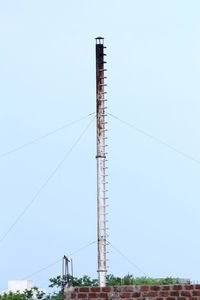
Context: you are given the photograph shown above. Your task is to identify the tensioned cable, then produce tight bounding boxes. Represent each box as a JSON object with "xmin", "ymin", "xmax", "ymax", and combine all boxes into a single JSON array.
[
  {"xmin": 0, "ymin": 112, "xmax": 95, "ymax": 159},
  {"xmin": 1, "ymin": 240, "xmax": 97, "ymax": 292},
  {"xmin": 107, "ymin": 241, "xmax": 147, "ymax": 277},
  {"xmin": 21, "ymin": 240, "xmax": 97, "ymax": 280},
  {"xmin": 108, "ymin": 113, "xmax": 200, "ymax": 165},
  {"xmin": 0, "ymin": 116, "xmax": 96, "ymax": 244}
]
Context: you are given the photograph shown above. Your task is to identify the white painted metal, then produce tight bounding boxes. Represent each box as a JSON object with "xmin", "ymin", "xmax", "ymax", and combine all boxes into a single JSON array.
[{"xmin": 96, "ymin": 37, "xmax": 107, "ymax": 287}]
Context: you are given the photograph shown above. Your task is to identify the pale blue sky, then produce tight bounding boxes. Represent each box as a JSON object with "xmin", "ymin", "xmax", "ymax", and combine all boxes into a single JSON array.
[{"xmin": 0, "ymin": 0, "xmax": 200, "ymax": 291}]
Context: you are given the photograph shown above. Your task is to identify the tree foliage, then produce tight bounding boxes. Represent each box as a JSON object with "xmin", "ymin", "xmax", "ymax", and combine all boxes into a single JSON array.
[
  {"xmin": 49, "ymin": 275, "xmax": 98, "ymax": 288},
  {"xmin": 0, "ymin": 287, "xmax": 45, "ymax": 300},
  {"xmin": 49, "ymin": 274, "xmax": 181, "ymax": 288}
]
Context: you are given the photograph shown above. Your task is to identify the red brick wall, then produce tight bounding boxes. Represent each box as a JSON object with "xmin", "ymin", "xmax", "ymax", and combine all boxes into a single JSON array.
[{"xmin": 64, "ymin": 285, "xmax": 200, "ymax": 300}]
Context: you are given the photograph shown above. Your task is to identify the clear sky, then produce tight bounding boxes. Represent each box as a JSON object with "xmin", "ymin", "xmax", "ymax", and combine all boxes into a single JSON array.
[{"xmin": 0, "ymin": 0, "xmax": 200, "ymax": 292}]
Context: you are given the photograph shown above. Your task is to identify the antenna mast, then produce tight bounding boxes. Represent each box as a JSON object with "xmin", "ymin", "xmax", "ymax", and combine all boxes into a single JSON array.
[{"xmin": 96, "ymin": 37, "xmax": 107, "ymax": 287}]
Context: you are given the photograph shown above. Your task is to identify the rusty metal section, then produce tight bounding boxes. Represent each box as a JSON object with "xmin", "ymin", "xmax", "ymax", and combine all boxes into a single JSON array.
[
  {"xmin": 96, "ymin": 37, "xmax": 107, "ymax": 287},
  {"xmin": 62, "ymin": 256, "xmax": 72, "ymax": 300}
]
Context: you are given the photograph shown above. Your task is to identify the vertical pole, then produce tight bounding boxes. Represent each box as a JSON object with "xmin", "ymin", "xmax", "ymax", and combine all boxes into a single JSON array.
[
  {"xmin": 71, "ymin": 259, "xmax": 74, "ymax": 286},
  {"xmin": 96, "ymin": 36, "xmax": 107, "ymax": 287},
  {"xmin": 62, "ymin": 256, "xmax": 65, "ymax": 300}
]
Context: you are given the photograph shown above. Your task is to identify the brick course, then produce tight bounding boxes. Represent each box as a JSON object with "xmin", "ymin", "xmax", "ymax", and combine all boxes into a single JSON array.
[{"xmin": 64, "ymin": 285, "xmax": 199, "ymax": 300}]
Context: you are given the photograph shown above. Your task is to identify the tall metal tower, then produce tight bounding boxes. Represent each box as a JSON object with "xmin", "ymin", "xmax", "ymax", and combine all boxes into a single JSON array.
[{"xmin": 96, "ymin": 37, "xmax": 107, "ymax": 287}]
